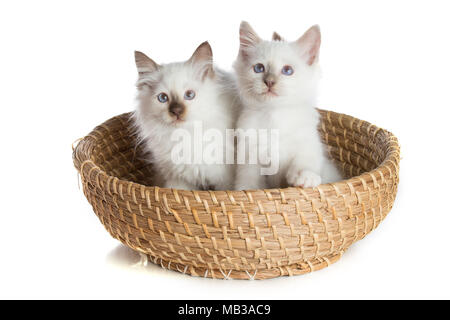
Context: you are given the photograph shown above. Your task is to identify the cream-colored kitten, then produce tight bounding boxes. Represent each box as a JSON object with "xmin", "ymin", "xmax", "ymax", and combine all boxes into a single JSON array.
[
  {"xmin": 233, "ymin": 22, "xmax": 341, "ymax": 190},
  {"xmin": 133, "ymin": 42, "xmax": 238, "ymax": 190}
]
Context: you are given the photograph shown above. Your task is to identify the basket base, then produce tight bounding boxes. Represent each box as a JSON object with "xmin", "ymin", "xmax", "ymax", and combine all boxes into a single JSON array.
[{"xmin": 134, "ymin": 251, "xmax": 345, "ymax": 280}]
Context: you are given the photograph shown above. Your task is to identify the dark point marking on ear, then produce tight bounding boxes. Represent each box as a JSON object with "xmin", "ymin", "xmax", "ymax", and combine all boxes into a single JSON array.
[
  {"xmin": 272, "ymin": 32, "xmax": 284, "ymax": 41},
  {"xmin": 188, "ymin": 41, "xmax": 214, "ymax": 80},
  {"xmin": 134, "ymin": 50, "xmax": 160, "ymax": 84},
  {"xmin": 239, "ymin": 21, "xmax": 261, "ymax": 59}
]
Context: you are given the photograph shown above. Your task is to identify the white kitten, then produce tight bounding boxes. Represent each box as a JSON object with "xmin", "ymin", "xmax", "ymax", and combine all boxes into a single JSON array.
[
  {"xmin": 133, "ymin": 42, "xmax": 238, "ymax": 190},
  {"xmin": 233, "ymin": 22, "xmax": 342, "ymax": 190}
]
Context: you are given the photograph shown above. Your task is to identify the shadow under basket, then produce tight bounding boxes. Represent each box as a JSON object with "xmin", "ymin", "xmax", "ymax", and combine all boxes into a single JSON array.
[{"xmin": 73, "ymin": 109, "xmax": 400, "ymax": 280}]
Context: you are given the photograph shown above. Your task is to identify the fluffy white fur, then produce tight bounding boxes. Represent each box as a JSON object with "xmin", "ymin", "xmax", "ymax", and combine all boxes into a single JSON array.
[
  {"xmin": 133, "ymin": 42, "xmax": 239, "ymax": 190},
  {"xmin": 234, "ymin": 22, "xmax": 342, "ymax": 190}
]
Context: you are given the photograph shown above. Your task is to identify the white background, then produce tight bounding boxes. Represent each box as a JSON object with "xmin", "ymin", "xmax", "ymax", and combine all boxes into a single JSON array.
[{"xmin": 1, "ymin": 0, "xmax": 449, "ymax": 300}]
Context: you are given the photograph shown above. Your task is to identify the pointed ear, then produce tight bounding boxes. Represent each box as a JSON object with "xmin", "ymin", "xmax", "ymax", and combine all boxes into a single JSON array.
[
  {"xmin": 296, "ymin": 25, "xmax": 321, "ymax": 65},
  {"xmin": 272, "ymin": 32, "xmax": 284, "ymax": 41},
  {"xmin": 188, "ymin": 41, "xmax": 214, "ymax": 80},
  {"xmin": 134, "ymin": 51, "xmax": 159, "ymax": 77},
  {"xmin": 239, "ymin": 21, "xmax": 261, "ymax": 57}
]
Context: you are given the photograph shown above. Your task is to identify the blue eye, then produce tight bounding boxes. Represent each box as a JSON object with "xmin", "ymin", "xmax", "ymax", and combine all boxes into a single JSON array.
[
  {"xmin": 253, "ymin": 63, "xmax": 265, "ymax": 73},
  {"xmin": 281, "ymin": 65, "xmax": 294, "ymax": 76},
  {"xmin": 157, "ymin": 92, "xmax": 168, "ymax": 103},
  {"xmin": 184, "ymin": 90, "xmax": 195, "ymax": 100}
]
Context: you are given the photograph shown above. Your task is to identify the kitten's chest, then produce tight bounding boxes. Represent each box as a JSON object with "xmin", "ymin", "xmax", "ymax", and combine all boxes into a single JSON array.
[
  {"xmin": 252, "ymin": 108, "xmax": 321, "ymax": 159},
  {"xmin": 256, "ymin": 108, "xmax": 315, "ymax": 134},
  {"xmin": 147, "ymin": 124, "xmax": 230, "ymax": 164}
]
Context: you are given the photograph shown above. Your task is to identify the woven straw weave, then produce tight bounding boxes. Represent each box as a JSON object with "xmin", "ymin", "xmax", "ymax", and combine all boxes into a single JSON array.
[{"xmin": 72, "ymin": 109, "xmax": 400, "ymax": 280}]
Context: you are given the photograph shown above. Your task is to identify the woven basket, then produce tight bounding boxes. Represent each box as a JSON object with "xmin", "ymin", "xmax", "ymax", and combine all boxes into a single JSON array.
[{"xmin": 72, "ymin": 109, "xmax": 400, "ymax": 280}]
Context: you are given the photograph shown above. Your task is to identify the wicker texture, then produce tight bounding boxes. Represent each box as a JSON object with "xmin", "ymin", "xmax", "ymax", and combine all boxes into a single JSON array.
[{"xmin": 73, "ymin": 109, "xmax": 400, "ymax": 280}]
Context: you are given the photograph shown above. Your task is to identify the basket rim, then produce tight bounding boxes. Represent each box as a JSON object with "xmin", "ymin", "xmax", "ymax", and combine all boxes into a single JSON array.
[{"xmin": 72, "ymin": 109, "xmax": 400, "ymax": 197}]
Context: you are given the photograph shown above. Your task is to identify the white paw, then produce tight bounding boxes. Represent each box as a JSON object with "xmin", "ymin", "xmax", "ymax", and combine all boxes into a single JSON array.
[
  {"xmin": 131, "ymin": 253, "xmax": 148, "ymax": 268},
  {"xmin": 287, "ymin": 170, "xmax": 322, "ymax": 188}
]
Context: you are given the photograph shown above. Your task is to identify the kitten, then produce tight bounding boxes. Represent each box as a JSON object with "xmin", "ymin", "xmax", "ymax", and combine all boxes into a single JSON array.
[
  {"xmin": 233, "ymin": 22, "xmax": 342, "ymax": 190},
  {"xmin": 133, "ymin": 42, "xmax": 238, "ymax": 190}
]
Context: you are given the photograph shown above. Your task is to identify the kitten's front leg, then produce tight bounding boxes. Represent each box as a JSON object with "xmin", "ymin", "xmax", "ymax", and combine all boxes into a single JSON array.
[{"xmin": 235, "ymin": 164, "xmax": 267, "ymax": 190}]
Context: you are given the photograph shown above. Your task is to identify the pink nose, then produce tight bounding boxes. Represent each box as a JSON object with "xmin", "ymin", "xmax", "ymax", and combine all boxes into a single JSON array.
[{"xmin": 264, "ymin": 79, "xmax": 275, "ymax": 88}]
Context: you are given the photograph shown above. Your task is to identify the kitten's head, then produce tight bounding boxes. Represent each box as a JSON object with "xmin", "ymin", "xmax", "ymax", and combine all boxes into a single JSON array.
[
  {"xmin": 135, "ymin": 42, "xmax": 216, "ymax": 127},
  {"xmin": 233, "ymin": 21, "xmax": 321, "ymax": 105}
]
